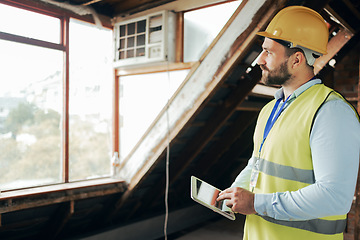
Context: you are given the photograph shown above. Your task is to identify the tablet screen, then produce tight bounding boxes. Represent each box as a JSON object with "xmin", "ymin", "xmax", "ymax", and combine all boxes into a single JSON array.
[{"xmin": 190, "ymin": 176, "xmax": 235, "ymax": 220}]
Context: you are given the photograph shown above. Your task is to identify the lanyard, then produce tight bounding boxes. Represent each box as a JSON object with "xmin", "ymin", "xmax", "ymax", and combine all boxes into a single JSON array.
[{"xmin": 259, "ymin": 95, "xmax": 291, "ymax": 154}]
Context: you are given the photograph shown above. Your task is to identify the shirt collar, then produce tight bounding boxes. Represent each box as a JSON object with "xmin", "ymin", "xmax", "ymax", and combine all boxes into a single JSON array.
[{"xmin": 274, "ymin": 78, "xmax": 322, "ymax": 101}]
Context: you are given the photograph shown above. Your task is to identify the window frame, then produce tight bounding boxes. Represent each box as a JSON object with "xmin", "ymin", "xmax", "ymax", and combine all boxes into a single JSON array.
[{"xmin": 0, "ymin": 0, "xmax": 115, "ymax": 192}]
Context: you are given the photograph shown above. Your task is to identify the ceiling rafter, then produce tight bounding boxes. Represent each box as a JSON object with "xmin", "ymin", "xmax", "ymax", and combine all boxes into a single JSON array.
[{"xmin": 82, "ymin": 0, "xmax": 103, "ymax": 6}]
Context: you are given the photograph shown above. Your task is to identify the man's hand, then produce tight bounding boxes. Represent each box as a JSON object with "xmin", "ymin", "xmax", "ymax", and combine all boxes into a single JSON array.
[{"xmin": 217, "ymin": 187, "xmax": 256, "ymax": 215}]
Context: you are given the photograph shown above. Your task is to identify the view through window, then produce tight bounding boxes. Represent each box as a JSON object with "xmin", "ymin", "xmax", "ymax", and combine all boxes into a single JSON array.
[
  {"xmin": 119, "ymin": 70, "xmax": 189, "ymax": 160},
  {"xmin": 69, "ymin": 19, "xmax": 113, "ymax": 181},
  {"xmin": 0, "ymin": 4, "xmax": 63, "ymax": 190},
  {"xmin": 0, "ymin": 3, "xmax": 113, "ymax": 190},
  {"xmin": 184, "ymin": 0, "xmax": 241, "ymax": 62}
]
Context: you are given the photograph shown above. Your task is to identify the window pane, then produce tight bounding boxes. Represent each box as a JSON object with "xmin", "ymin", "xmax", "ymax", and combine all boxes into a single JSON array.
[
  {"xmin": 0, "ymin": 3, "xmax": 61, "ymax": 43},
  {"xmin": 137, "ymin": 20, "xmax": 146, "ymax": 33},
  {"xmin": 137, "ymin": 34, "xmax": 145, "ymax": 46},
  {"xmin": 184, "ymin": 1, "xmax": 241, "ymax": 62},
  {"xmin": 69, "ymin": 19, "xmax": 113, "ymax": 181},
  {"xmin": 127, "ymin": 36, "xmax": 135, "ymax": 48},
  {"xmin": 0, "ymin": 40, "xmax": 63, "ymax": 190},
  {"xmin": 119, "ymin": 70, "xmax": 189, "ymax": 160}
]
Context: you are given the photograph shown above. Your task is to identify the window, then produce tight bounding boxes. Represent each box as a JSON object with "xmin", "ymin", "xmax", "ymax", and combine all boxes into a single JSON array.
[
  {"xmin": 184, "ymin": 1, "xmax": 241, "ymax": 62},
  {"xmin": 0, "ymin": 2, "xmax": 113, "ymax": 190},
  {"xmin": 118, "ymin": 19, "xmax": 146, "ymax": 60},
  {"xmin": 69, "ymin": 19, "xmax": 113, "ymax": 181},
  {"xmin": 0, "ymin": 40, "xmax": 63, "ymax": 190},
  {"xmin": 0, "ymin": 4, "xmax": 63, "ymax": 190},
  {"xmin": 119, "ymin": 70, "xmax": 189, "ymax": 160},
  {"xmin": 0, "ymin": 3, "xmax": 61, "ymax": 43},
  {"xmin": 114, "ymin": 11, "xmax": 176, "ymax": 68}
]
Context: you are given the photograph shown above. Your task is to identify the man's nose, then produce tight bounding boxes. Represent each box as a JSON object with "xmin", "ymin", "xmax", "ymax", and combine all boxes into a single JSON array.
[{"xmin": 256, "ymin": 51, "xmax": 266, "ymax": 65}]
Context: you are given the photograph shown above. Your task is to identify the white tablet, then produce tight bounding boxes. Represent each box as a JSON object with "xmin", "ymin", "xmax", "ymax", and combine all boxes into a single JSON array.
[{"xmin": 190, "ymin": 176, "xmax": 235, "ymax": 220}]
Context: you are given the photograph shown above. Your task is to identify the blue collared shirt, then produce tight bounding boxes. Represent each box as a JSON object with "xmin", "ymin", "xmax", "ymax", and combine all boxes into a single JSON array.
[{"xmin": 232, "ymin": 79, "xmax": 360, "ymax": 220}]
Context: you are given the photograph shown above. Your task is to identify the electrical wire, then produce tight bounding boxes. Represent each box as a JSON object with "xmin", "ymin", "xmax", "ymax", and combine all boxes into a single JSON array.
[
  {"xmin": 164, "ymin": 62, "xmax": 171, "ymax": 240},
  {"xmin": 164, "ymin": 127, "xmax": 170, "ymax": 240}
]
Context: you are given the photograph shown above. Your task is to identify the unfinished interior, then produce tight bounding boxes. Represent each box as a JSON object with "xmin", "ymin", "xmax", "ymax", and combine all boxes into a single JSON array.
[{"xmin": 0, "ymin": 0, "xmax": 359, "ymax": 239}]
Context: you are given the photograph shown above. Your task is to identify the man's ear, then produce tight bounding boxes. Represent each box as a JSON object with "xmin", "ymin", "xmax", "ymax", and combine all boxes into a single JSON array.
[{"xmin": 291, "ymin": 51, "xmax": 306, "ymax": 68}]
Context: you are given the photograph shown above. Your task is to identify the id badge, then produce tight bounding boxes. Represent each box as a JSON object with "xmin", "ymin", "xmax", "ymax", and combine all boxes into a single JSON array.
[
  {"xmin": 250, "ymin": 169, "xmax": 259, "ymax": 190},
  {"xmin": 250, "ymin": 157, "xmax": 260, "ymax": 191}
]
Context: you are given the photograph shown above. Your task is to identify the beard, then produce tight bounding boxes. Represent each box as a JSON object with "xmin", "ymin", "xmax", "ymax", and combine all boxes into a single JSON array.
[{"xmin": 260, "ymin": 59, "xmax": 292, "ymax": 86}]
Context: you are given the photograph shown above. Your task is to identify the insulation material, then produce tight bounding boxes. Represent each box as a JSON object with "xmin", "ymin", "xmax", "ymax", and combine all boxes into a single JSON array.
[{"xmin": 39, "ymin": 0, "xmax": 102, "ymax": 27}]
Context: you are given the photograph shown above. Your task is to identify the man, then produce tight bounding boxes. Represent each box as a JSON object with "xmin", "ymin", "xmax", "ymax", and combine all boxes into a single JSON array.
[{"xmin": 216, "ymin": 6, "xmax": 360, "ymax": 240}]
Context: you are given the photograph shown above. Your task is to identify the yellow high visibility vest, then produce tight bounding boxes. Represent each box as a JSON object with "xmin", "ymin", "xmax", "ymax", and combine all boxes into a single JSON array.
[{"xmin": 244, "ymin": 84, "xmax": 357, "ymax": 240}]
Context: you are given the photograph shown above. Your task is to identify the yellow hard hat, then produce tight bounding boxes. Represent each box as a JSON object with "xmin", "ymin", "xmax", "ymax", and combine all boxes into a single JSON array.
[{"xmin": 257, "ymin": 6, "xmax": 329, "ymax": 55}]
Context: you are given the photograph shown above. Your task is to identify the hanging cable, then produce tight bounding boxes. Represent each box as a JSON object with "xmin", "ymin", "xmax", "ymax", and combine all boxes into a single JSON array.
[{"xmin": 164, "ymin": 61, "xmax": 171, "ymax": 240}]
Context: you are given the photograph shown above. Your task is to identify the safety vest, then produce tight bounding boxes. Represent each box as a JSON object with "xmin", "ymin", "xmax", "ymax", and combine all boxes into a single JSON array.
[{"xmin": 244, "ymin": 84, "xmax": 357, "ymax": 240}]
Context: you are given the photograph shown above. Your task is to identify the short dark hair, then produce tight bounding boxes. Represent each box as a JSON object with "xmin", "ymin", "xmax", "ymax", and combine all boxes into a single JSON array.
[
  {"xmin": 284, "ymin": 47, "xmax": 304, "ymax": 57},
  {"xmin": 272, "ymin": 38, "xmax": 305, "ymax": 59},
  {"xmin": 284, "ymin": 47, "xmax": 314, "ymax": 68},
  {"xmin": 271, "ymin": 38, "xmax": 318, "ymax": 67}
]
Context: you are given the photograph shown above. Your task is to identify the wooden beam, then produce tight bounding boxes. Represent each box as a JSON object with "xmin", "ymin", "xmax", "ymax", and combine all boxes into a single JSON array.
[
  {"xmin": 0, "ymin": 217, "xmax": 48, "ymax": 232},
  {"xmin": 0, "ymin": 31, "xmax": 65, "ymax": 51},
  {"xmin": 0, "ymin": 179, "xmax": 126, "ymax": 214},
  {"xmin": 167, "ymin": 68, "xmax": 261, "ymax": 187},
  {"xmin": 341, "ymin": 0, "xmax": 360, "ymax": 21},
  {"xmin": 175, "ymin": 12, "xmax": 184, "ymax": 63},
  {"xmin": 210, "ymin": 125, "xmax": 255, "ymax": 183},
  {"xmin": 192, "ymin": 111, "xmax": 258, "ymax": 178},
  {"xmin": 82, "ymin": 0, "xmax": 103, "ymax": 6},
  {"xmin": 323, "ymin": 5, "xmax": 355, "ymax": 34},
  {"xmin": 251, "ymin": 84, "xmax": 278, "ymax": 97},
  {"xmin": 0, "ymin": 0, "xmax": 112, "ymax": 28},
  {"xmin": 62, "ymin": 16, "xmax": 70, "ymax": 183},
  {"xmin": 314, "ymin": 27, "xmax": 354, "ymax": 75},
  {"xmin": 116, "ymin": 62, "xmax": 195, "ymax": 76},
  {"xmin": 113, "ymin": 70, "xmax": 120, "ymax": 154},
  {"xmin": 115, "ymin": 0, "xmax": 176, "ymax": 15},
  {"xmin": 237, "ymin": 100, "xmax": 268, "ymax": 111},
  {"xmin": 43, "ymin": 200, "xmax": 74, "ymax": 240}
]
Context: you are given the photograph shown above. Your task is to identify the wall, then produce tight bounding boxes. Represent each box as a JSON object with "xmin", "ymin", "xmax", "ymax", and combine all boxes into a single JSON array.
[
  {"xmin": 333, "ymin": 41, "xmax": 360, "ymax": 110},
  {"xmin": 335, "ymin": 40, "xmax": 360, "ymax": 240}
]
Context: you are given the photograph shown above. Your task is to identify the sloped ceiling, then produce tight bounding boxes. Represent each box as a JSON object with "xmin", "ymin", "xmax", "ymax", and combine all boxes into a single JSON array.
[
  {"xmin": 0, "ymin": 0, "xmax": 359, "ymax": 239},
  {"xmin": 63, "ymin": 0, "xmax": 176, "ymax": 16},
  {"xmin": 47, "ymin": 0, "xmax": 229, "ymax": 17}
]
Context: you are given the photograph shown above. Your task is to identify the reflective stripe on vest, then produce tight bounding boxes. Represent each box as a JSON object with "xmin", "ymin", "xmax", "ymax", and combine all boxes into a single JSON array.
[
  {"xmin": 253, "ymin": 157, "xmax": 315, "ymax": 184},
  {"xmin": 252, "ymin": 157, "xmax": 345, "ymax": 235},
  {"xmin": 259, "ymin": 215, "xmax": 347, "ymax": 235}
]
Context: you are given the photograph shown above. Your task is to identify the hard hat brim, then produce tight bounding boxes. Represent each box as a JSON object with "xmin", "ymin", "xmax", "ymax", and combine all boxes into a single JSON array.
[
  {"xmin": 256, "ymin": 31, "xmax": 291, "ymax": 46},
  {"xmin": 256, "ymin": 31, "xmax": 327, "ymax": 55}
]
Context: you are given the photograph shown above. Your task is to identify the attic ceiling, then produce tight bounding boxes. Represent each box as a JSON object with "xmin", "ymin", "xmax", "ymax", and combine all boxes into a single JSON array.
[
  {"xmin": 48, "ymin": 0, "xmax": 360, "ymax": 24},
  {"xmin": 51, "ymin": 0, "xmax": 176, "ymax": 17},
  {"xmin": 0, "ymin": 0, "xmax": 359, "ymax": 239}
]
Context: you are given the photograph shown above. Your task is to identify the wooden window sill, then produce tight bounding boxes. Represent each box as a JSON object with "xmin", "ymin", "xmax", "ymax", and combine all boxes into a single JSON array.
[{"xmin": 0, "ymin": 178, "xmax": 127, "ymax": 213}]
